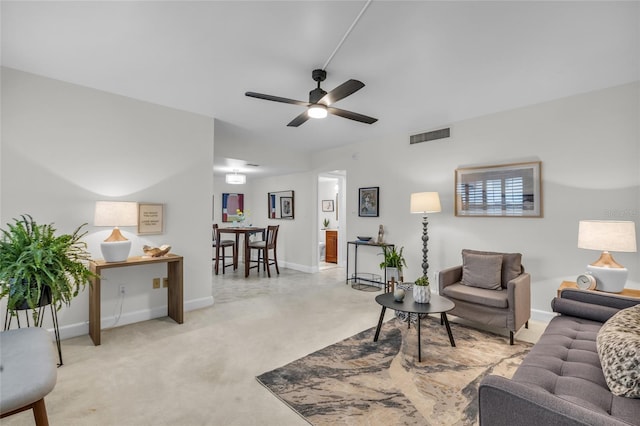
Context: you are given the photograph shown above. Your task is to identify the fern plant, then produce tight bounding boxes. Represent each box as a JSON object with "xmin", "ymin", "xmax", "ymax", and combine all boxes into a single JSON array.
[
  {"xmin": 379, "ymin": 246, "xmax": 407, "ymax": 270},
  {"xmin": 0, "ymin": 215, "xmax": 96, "ymax": 322}
]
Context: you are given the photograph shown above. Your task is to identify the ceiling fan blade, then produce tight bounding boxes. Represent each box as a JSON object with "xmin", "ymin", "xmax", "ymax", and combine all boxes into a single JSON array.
[
  {"xmin": 319, "ymin": 79, "xmax": 365, "ymax": 105},
  {"xmin": 327, "ymin": 107, "xmax": 378, "ymax": 124},
  {"xmin": 245, "ymin": 92, "xmax": 309, "ymax": 107},
  {"xmin": 287, "ymin": 111, "xmax": 310, "ymax": 127}
]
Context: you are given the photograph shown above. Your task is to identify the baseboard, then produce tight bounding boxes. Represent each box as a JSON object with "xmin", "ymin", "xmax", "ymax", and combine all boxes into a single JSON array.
[
  {"xmin": 530, "ymin": 308, "xmax": 555, "ymax": 323},
  {"xmin": 280, "ymin": 261, "xmax": 314, "ymax": 273},
  {"xmin": 52, "ymin": 296, "xmax": 214, "ymax": 341}
]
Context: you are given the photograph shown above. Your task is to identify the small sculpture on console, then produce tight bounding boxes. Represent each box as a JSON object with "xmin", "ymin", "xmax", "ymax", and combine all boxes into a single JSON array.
[
  {"xmin": 142, "ymin": 244, "xmax": 171, "ymax": 257},
  {"xmin": 377, "ymin": 225, "xmax": 384, "ymax": 244}
]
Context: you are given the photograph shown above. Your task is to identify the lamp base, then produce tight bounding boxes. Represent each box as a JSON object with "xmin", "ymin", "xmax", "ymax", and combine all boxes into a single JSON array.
[
  {"xmin": 100, "ymin": 240, "xmax": 132, "ymax": 262},
  {"xmin": 586, "ymin": 265, "xmax": 628, "ymax": 293}
]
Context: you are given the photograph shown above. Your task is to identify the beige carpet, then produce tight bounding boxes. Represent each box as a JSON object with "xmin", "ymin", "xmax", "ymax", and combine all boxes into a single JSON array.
[{"xmin": 257, "ymin": 317, "xmax": 532, "ymax": 426}]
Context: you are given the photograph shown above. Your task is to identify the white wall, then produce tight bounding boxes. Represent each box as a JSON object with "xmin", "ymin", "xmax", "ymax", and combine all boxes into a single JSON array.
[
  {"xmin": 1, "ymin": 68, "xmax": 215, "ymax": 338},
  {"xmin": 311, "ymin": 82, "xmax": 639, "ymax": 320},
  {"xmin": 319, "ymin": 178, "xmax": 338, "ymax": 232}
]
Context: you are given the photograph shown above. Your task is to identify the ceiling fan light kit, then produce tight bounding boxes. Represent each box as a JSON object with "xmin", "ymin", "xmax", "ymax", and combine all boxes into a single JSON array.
[
  {"xmin": 245, "ymin": 68, "xmax": 377, "ymax": 127},
  {"xmin": 308, "ymin": 104, "xmax": 327, "ymax": 119}
]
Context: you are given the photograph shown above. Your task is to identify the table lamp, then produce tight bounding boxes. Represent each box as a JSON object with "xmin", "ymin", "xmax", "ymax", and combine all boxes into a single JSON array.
[
  {"xmin": 94, "ymin": 201, "xmax": 138, "ymax": 262},
  {"xmin": 577, "ymin": 220, "xmax": 637, "ymax": 293},
  {"xmin": 410, "ymin": 192, "xmax": 441, "ymax": 279}
]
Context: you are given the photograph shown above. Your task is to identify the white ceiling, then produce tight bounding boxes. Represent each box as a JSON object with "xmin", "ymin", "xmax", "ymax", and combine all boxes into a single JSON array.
[{"xmin": 2, "ymin": 1, "xmax": 638, "ymax": 177}]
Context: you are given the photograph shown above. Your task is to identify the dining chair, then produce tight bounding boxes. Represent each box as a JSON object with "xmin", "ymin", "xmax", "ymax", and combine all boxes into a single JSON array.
[
  {"xmin": 248, "ymin": 225, "xmax": 280, "ymax": 277},
  {"xmin": 213, "ymin": 224, "xmax": 236, "ymax": 275}
]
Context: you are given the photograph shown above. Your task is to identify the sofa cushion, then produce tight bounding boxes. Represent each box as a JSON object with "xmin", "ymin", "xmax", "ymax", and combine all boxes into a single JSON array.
[
  {"xmin": 441, "ymin": 283, "xmax": 508, "ymax": 308},
  {"xmin": 461, "ymin": 252, "xmax": 502, "ymax": 290},
  {"xmin": 597, "ymin": 304, "xmax": 640, "ymax": 398},
  {"xmin": 462, "ymin": 249, "xmax": 522, "ymax": 288}
]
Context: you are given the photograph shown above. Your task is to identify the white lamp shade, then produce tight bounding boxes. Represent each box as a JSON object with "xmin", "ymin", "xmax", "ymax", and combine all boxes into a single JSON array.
[
  {"xmin": 578, "ymin": 220, "xmax": 637, "ymax": 252},
  {"xmin": 410, "ymin": 192, "xmax": 441, "ymax": 214},
  {"xmin": 94, "ymin": 201, "xmax": 138, "ymax": 227}
]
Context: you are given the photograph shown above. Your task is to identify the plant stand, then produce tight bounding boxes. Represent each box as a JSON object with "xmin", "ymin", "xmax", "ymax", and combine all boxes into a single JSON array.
[{"xmin": 3, "ymin": 305, "xmax": 63, "ymax": 367}]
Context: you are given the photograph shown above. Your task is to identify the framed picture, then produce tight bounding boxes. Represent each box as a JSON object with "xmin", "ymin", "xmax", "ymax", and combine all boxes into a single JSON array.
[
  {"xmin": 455, "ymin": 161, "xmax": 542, "ymax": 217},
  {"xmin": 322, "ymin": 199, "xmax": 334, "ymax": 212},
  {"xmin": 222, "ymin": 193, "xmax": 244, "ymax": 222},
  {"xmin": 268, "ymin": 190, "xmax": 294, "ymax": 219},
  {"xmin": 138, "ymin": 203, "xmax": 164, "ymax": 235},
  {"xmin": 358, "ymin": 187, "xmax": 379, "ymax": 217},
  {"xmin": 280, "ymin": 196, "xmax": 293, "ymax": 218}
]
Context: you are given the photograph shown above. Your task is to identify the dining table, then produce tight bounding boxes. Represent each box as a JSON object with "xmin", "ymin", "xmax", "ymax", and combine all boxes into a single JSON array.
[{"xmin": 217, "ymin": 226, "xmax": 266, "ymax": 277}]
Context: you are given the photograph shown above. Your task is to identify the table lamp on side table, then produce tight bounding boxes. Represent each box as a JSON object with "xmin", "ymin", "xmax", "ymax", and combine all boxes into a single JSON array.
[
  {"xmin": 94, "ymin": 201, "xmax": 138, "ymax": 262},
  {"xmin": 577, "ymin": 220, "xmax": 637, "ymax": 293}
]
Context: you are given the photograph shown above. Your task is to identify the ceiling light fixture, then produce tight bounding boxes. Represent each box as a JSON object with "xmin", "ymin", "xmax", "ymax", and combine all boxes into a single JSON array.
[
  {"xmin": 225, "ymin": 170, "xmax": 246, "ymax": 185},
  {"xmin": 308, "ymin": 104, "xmax": 328, "ymax": 119}
]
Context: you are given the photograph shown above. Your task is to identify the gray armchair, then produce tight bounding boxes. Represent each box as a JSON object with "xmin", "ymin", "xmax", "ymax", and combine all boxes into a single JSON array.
[{"xmin": 438, "ymin": 249, "xmax": 531, "ymax": 344}]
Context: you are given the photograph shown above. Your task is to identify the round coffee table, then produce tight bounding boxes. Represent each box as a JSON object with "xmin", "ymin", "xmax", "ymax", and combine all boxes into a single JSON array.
[{"xmin": 373, "ymin": 292, "xmax": 456, "ymax": 362}]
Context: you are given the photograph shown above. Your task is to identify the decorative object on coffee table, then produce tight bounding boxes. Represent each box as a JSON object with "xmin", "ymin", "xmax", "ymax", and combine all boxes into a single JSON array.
[
  {"xmin": 410, "ymin": 192, "xmax": 441, "ymax": 279},
  {"xmin": 393, "ymin": 287, "xmax": 405, "ymax": 302},
  {"xmin": 413, "ymin": 276, "xmax": 431, "ymax": 303},
  {"xmin": 577, "ymin": 220, "xmax": 637, "ymax": 293}
]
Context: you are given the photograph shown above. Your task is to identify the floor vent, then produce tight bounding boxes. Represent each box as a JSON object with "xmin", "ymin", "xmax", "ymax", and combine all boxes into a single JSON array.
[{"xmin": 410, "ymin": 128, "xmax": 450, "ymax": 144}]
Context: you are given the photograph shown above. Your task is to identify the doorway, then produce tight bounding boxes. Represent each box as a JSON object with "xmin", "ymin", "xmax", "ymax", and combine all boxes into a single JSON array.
[{"xmin": 318, "ymin": 170, "xmax": 346, "ymax": 270}]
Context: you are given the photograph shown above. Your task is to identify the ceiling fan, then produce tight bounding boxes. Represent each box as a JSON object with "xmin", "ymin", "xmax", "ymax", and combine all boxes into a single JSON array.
[{"xmin": 245, "ymin": 69, "xmax": 378, "ymax": 127}]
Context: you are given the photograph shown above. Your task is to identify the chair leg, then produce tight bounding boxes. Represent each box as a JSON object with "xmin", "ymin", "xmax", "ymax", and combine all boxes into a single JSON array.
[
  {"xmin": 509, "ymin": 331, "xmax": 514, "ymax": 345},
  {"xmin": 32, "ymin": 398, "xmax": 49, "ymax": 426},
  {"xmin": 222, "ymin": 246, "xmax": 227, "ymax": 274},
  {"xmin": 272, "ymin": 249, "xmax": 279, "ymax": 274},
  {"xmin": 264, "ymin": 249, "xmax": 271, "ymax": 278},
  {"xmin": 525, "ymin": 321, "xmax": 529, "ymax": 329},
  {"xmin": 214, "ymin": 246, "xmax": 219, "ymax": 275}
]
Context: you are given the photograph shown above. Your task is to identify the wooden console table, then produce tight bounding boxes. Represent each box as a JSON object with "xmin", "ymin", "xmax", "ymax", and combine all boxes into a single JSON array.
[
  {"xmin": 558, "ymin": 280, "xmax": 640, "ymax": 299},
  {"xmin": 89, "ymin": 254, "xmax": 184, "ymax": 345}
]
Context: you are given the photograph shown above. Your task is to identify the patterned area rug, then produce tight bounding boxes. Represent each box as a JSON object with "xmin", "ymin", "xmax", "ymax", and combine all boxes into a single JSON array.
[{"xmin": 257, "ymin": 317, "xmax": 531, "ymax": 426}]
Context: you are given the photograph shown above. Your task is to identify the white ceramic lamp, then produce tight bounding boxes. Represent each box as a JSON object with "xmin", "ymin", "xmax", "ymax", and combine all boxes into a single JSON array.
[
  {"xmin": 577, "ymin": 220, "xmax": 637, "ymax": 293},
  {"xmin": 94, "ymin": 201, "xmax": 138, "ymax": 262},
  {"xmin": 410, "ymin": 192, "xmax": 442, "ymax": 279}
]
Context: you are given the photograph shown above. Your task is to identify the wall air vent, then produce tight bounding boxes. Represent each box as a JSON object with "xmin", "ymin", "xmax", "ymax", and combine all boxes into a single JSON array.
[{"xmin": 410, "ymin": 128, "xmax": 450, "ymax": 144}]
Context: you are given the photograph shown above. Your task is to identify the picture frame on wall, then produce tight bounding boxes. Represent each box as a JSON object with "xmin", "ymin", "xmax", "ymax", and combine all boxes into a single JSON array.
[
  {"xmin": 138, "ymin": 203, "xmax": 164, "ymax": 235},
  {"xmin": 454, "ymin": 161, "xmax": 542, "ymax": 217},
  {"xmin": 222, "ymin": 193, "xmax": 244, "ymax": 222},
  {"xmin": 280, "ymin": 196, "xmax": 293, "ymax": 218},
  {"xmin": 358, "ymin": 187, "xmax": 379, "ymax": 217},
  {"xmin": 322, "ymin": 199, "xmax": 334, "ymax": 212}
]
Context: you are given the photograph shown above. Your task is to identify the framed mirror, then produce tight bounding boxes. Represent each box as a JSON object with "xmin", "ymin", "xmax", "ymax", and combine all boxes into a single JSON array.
[{"xmin": 268, "ymin": 190, "xmax": 294, "ymax": 219}]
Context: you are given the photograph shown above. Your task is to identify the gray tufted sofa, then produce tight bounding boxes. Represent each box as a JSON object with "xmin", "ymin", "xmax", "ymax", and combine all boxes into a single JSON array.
[{"xmin": 479, "ymin": 288, "xmax": 640, "ymax": 426}]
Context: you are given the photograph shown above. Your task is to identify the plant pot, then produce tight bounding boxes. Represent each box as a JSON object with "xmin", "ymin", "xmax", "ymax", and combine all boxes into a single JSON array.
[
  {"xmin": 15, "ymin": 285, "xmax": 52, "ymax": 311},
  {"xmin": 413, "ymin": 285, "xmax": 431, "ymax": 304},
  {"xmin": 386, "ymin": 267, "xmax": 400, "ymax": 283}
]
